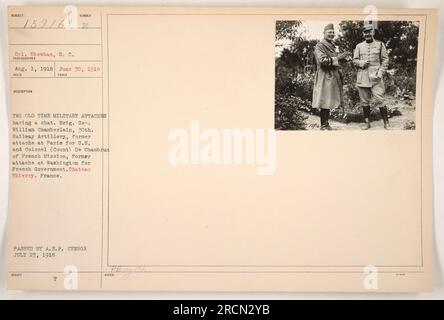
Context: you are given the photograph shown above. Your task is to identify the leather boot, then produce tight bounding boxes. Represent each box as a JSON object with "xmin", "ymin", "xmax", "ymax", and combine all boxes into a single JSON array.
[
  {"xmin": 320, "ymin": 108, "xmax": 333, "ymax": 130},
  {"xmin": 379, "ymin": 106, "xmax": 390, "ymax": 129},
  {"xmin": 362, "ymin": 106, "xmax": 371, "ymax": 130},
  {"xmin": 320, "ymin": 108, "xmax": 327, "ymax": 130}
]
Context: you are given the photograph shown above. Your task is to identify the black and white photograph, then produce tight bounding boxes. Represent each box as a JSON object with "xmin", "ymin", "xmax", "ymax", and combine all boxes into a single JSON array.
[{"xmin": 275, "ymin": 20, "xmax": 420, "ymax": 130}]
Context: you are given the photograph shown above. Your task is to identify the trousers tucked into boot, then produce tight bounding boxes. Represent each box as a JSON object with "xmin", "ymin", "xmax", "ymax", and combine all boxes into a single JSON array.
[
  {"xmin": 362, "ymin": 105, "xmax": 371, "ymax": 130},
  {"xmin": 379, "ymin": 106, "xmax": 390, "ymax": 129}
]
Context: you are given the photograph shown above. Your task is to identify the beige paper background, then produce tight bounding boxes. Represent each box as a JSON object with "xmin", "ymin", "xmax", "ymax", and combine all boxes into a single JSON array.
[{"xmin": 6, "ymin": 6, "xmax": 436, "ymax": 291}]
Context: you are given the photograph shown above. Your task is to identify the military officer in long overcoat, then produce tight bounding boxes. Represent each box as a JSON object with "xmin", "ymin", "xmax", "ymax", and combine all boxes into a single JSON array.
[
  {"xmin": 353, "ymin": 24, "xmax": 390, "ymax": 129},
  {"xmin": 312, "ymin": 23, "xmax": 349, "ymax": 130}
]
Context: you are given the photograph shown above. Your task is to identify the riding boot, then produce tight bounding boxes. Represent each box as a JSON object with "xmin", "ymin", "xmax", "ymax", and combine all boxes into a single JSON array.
[
  {"xmin": 320, "ymin": 108, "xmax": 327, "ymax": 130},
  {"xmin": 320, "ymin": 108, "xmax": 333, "ymax": 130},
  {"xmin": 362, "ymin": 105, "xmax": 371, "ymax": 130},
  {"xmin": 379, "ymin": 106, "xmax": 390, "ymax": 129}
]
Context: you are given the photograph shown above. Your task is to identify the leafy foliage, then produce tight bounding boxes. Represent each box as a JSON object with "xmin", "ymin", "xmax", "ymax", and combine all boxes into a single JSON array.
[{"xmin": 275, "ymin": 95, "xmax": 309, "ymax": 130}]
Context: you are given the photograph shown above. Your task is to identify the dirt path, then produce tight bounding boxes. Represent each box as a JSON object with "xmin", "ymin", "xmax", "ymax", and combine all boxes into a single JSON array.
[{"xmin": 304, "ymin": 103, "xmax": 416, "ymax": 131}]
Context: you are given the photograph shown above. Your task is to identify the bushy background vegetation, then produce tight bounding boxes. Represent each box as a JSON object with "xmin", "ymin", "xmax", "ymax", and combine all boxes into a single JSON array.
[{"xmin": 275, "ymin": 20, "xmax": 419, "ymax": 130}]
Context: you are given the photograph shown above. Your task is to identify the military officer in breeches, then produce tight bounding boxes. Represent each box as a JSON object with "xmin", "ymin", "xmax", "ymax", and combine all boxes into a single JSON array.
[{"xmin": 353, "ymin": 24, "xmax": 390, "ymax": 129}]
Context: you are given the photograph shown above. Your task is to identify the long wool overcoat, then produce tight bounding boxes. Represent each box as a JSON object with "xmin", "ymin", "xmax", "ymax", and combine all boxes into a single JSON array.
[{"xmin": 312, "ymin": 39, "xmax": 344, "ymax": 110}]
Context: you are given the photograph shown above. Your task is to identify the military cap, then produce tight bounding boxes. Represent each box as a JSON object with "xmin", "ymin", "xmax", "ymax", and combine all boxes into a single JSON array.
[
  {"xmin": 324, "ymin": 23, "xmax": 334, "ymax": 31},
  {"xmin": 363, "ymin": 23, "xmax": 374, "ymax": 31}
]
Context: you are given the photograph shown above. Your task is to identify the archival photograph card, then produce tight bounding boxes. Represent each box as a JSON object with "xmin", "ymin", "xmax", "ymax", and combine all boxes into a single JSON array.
[{"xmin": 6, "ymin": 6, "xmax": 436, "ymax": 291}]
